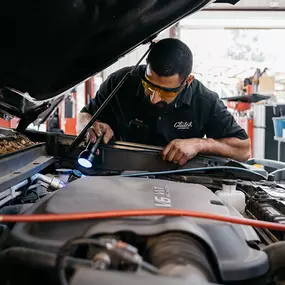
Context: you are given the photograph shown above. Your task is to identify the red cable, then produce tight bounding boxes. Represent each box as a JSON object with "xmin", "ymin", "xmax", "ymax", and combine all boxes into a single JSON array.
[{"xmin": 1, "ymin": 208, "xmax": 285, "ymax": 231}]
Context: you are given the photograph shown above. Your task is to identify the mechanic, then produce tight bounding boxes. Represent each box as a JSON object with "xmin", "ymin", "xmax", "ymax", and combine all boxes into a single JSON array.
[{"xmin": 77, "ymin": 38, "xmax": 251, "ymax": 165}]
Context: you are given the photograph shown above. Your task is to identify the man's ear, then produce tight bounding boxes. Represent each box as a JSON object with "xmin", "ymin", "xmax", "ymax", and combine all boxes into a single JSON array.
[{"xmin": 185, "ymin": 75, "xmax": 194, "ymax": 88}]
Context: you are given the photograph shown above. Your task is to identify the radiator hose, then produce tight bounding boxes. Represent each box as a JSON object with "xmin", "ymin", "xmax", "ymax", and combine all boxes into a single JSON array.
[{"xmin": 147, "ymin": 233, "xmax": 217, "ymax": 283}]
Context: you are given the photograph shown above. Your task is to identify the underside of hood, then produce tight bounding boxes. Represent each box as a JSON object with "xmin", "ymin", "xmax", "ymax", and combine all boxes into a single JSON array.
[{"xmin": 0, "ymin": 0, "xmax": 241, "ymax": 102}]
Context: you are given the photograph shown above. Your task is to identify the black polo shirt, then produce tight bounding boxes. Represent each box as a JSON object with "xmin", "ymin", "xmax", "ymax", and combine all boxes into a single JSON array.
[{"xmin": 81, "ymin": 65, "xmax": 248, "ymax": 146}]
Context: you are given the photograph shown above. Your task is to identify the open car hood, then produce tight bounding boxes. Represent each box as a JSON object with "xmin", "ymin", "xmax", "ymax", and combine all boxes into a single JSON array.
[{"xmin": 0, "ymin": 0, "xmax": 239, "ymax": 125}]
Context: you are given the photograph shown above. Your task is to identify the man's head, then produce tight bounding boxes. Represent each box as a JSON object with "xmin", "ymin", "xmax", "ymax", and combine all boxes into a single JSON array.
[{"xmin": 142, "ymin": 38, "xmax": 194, "ymax": 105}]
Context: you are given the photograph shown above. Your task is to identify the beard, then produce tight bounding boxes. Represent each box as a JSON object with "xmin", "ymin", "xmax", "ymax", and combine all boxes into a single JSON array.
[
  {"xmin": 143, "ymin": 95, "xmax": 170, "ymax": 112},
  {"xmin": 150, "ymin": 99, "xmax": 168, "ymax": 109}
]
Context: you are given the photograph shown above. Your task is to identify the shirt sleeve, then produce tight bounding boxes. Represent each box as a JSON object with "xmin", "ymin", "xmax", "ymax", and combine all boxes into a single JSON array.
[
  {"xmin": 204, "ymin": 93, "xmax": 249, "ymax": 140},
  {"xmin": 80, "ymin": 73, "xmax": 116, "ymax": 125}
]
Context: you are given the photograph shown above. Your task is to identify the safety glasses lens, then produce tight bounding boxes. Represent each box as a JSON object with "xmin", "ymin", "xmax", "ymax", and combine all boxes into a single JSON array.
[{"xmin": 141, "ymin": 80, "xmax": 179, "ymax": 99}]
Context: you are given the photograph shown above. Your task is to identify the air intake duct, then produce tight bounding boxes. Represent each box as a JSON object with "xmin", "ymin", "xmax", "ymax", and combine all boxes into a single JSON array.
[{"xmin": 147, "ymin": 232, "xmax": 217, "ymax": 283}]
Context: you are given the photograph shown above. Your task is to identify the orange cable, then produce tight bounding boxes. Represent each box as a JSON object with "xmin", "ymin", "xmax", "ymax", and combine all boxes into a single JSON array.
[{"xmin": 1, "ymin": 208, "xmax": 285, "ymax": 231}]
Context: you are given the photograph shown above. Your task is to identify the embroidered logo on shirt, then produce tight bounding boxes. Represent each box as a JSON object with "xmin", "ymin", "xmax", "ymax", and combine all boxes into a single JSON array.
[{"xmin": 174, "ymin": 121, "xmax": 193, "ymax": 130}]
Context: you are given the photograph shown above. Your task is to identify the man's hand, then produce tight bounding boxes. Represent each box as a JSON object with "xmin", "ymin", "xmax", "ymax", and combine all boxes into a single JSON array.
[
  {"xmin": 87, "ymin": 121, "xmax": 114, "ymax": 144},
  {"xmin": 162, "ymin": 137, "xmax": 251, "ymax": 165},
  {"xmin": 162, "ymin": 139, "xmax": 201, "ymax": 166}
]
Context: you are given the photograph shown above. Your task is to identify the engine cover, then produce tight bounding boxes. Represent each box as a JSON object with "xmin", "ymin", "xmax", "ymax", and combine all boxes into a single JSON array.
[{"xmin": 10, "ymin": 176, "xmax": 269, "ymax": 282}]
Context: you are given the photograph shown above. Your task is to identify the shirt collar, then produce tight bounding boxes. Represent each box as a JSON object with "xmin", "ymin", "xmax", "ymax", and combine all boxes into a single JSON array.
[{"xmin": 174, "ymin": 81, "xmax": 194, "ymax": 108}]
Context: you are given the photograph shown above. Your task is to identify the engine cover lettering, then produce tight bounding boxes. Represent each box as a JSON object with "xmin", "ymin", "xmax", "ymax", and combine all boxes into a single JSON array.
[{"xmin": 153, "ymin": 185, "xmax": 172, "ymax": 208}]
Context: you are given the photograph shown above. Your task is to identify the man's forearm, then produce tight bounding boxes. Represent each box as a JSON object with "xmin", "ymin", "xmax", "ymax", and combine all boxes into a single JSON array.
[
  {"xmin": 197, "ymin": 137, "xmax": 251, "ymax": 162},
  {"xmin": 77, "ymin": 112, "xmax": 114, "ymax": 144}
]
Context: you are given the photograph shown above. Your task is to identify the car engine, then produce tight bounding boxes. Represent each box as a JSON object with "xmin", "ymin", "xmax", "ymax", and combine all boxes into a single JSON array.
[
  {"xmin": 2, "ymin": 0, "xmax": 285, "ymax": 284},
  {"xmin": 0, "ymin": 128, "xmax": 285, "ymax": 285}
]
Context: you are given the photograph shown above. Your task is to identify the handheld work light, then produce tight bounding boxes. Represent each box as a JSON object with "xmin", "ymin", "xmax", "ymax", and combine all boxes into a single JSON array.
[{"xmin": 77, "ymin": 135, "xmax": 103, "ymax": 168}]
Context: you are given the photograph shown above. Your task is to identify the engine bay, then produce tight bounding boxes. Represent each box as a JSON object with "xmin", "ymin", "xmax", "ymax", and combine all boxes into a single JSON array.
[
  {"xmin": 3, "ymin": 0, "xmax": 285, "ymax": 284},
  {"xmin": 1, "ymin": 127, "xmax": 285, "ymax": 285}
]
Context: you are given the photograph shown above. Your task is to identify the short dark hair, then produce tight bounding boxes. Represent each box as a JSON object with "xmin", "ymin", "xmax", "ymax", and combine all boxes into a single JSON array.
[{"xmin": 146, "ymin": 38, "xmax": 193, "ymax": 80}]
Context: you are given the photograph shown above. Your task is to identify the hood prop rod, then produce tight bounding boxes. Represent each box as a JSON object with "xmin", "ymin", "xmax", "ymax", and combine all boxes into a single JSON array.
[{"xmin": 65, "ymin": 42, "xmax": 154, "ymax": 156}]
